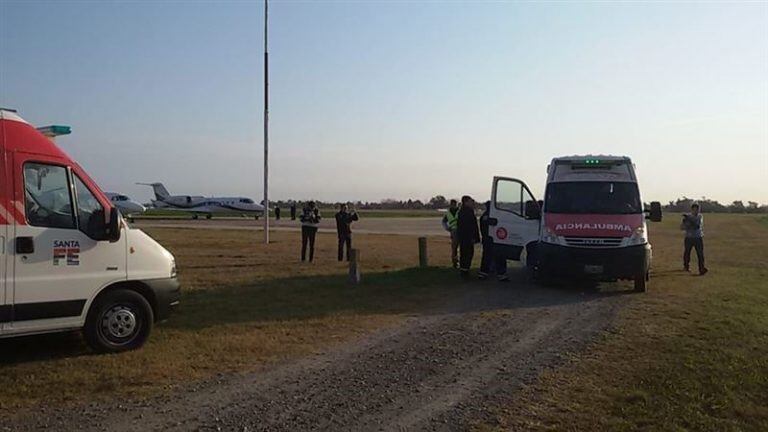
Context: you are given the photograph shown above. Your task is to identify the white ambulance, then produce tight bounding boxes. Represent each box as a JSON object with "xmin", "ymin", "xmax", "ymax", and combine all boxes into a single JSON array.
[
  {"xmin": 489, "ymin": 155, "xmax": 662, "ymax": 292},
  {"xmin": 0, "ymin": 109, "xmax": 179, "ymax": 352}
]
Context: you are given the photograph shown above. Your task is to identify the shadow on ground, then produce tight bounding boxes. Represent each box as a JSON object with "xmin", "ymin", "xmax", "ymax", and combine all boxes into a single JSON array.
[{"xmin": 0, "ymin": 266, "xmax": 636, "ymax": 366}]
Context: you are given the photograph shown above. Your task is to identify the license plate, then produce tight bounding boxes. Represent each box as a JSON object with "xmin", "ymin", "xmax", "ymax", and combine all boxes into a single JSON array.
[{"xmin": 584, "ymin": 265, "xmax": 604, "ymax": 274}]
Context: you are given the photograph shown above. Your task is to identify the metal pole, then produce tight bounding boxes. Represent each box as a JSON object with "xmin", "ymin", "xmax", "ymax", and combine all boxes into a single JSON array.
[{"xmin": 263, "ymin": 0, "xmax": 269, "ymax": 243}]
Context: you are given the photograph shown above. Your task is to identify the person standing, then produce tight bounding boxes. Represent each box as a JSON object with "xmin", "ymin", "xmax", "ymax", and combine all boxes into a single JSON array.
[
  {"xmin": 457, "ymin": 195, "xmax": 480, "ymax": 278},
  {"xmin": 335, "ymin": 204, "xmax": 359, "ymax": 261},
  {"xmin": 441, "ymin": 199, "xmax": 460, "ymax": 268},
  {"xmin": 290, "ymin": 202, "xmax": 297, "ymax": 220},
  {"xmin": 300, "ymin": 201, "xmax": 321, "ymax": 262},
  {"xmin": 274, "ymin": 206, "xmax": 281, "ymax": 220},
  {"xmin": 478, "ymin": 201, "xmax": 509, "ymax": 281},
  {"xmin": 681, "ymin": 203, "xmax": 708, "ymax": 275}
]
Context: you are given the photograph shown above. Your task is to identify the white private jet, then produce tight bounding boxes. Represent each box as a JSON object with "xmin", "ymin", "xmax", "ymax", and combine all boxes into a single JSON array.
[
  {"xmin": 105, "ymin": 192, "xmax": 147, "ymax": 215},
  {"xmin": 137, "ymin": 182, "xmax": 264, "ymax": 219}
]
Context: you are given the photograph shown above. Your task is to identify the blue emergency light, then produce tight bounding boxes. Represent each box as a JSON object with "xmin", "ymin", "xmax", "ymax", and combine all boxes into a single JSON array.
[{"xmin": 37, "ymin": 125, "xmax": 72, "ymax": 138}]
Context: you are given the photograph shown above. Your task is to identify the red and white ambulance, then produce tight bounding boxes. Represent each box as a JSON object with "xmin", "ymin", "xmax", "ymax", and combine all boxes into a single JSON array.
[
  {"xmin": 489, "ymin": 155, "xmax": 662, "ymax": 292},
  {"xmin": 0, "ymin": 109, "xmax": 179, "ymax": 352}
]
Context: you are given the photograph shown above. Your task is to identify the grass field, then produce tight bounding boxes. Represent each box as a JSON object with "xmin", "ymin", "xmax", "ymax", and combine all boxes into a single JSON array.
[
  {"xmin": 2, "ymin": 214, "xmax": 767, "ymax": 430},
  {"xmin": 0, "ymin": 229, "xmax": 455, "ymax": 412},
  {"xmin": 479, "ymin": 213, "xmax": 768, "ymax": 431}
]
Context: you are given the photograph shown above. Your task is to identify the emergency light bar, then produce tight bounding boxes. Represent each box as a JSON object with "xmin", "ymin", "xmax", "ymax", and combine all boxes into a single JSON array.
[
  {"xmin": 571, "ymin": 159, "xmax": 621, "ymax": 170},
  {"xmin": 37, "ymin": 125, "xmax": 72, "ymax": 138}
]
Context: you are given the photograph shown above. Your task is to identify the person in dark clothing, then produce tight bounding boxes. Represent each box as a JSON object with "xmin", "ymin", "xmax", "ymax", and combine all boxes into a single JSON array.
[
  {"xmin": 681, "ymin": 203, "xmax": 708, "ymax": 275},
  {"xmin": 457, "ymin": 195, "xmax": 480, "ymax": 278},
  {"xmin": 300, "ymin": 201, "xmax": 321, "ymax": 262},
  {"xmin": 478, "ymin": 201, "xmax": 509, "ymax": 281},
  {"xmin": 335, "ymin": 204, "xmax": 359, "ymax": 261},
  {"xmin": 290, "ymin": 203, "xmax": 297, "ymax": 220},
  {"xmin": 274, "ymin": 206, "xmax": 281, "ymax": 220}
]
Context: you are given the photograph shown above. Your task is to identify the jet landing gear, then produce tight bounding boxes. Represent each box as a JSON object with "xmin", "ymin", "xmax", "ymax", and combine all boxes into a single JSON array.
[{"xmin": 206, "ymin": 214, "xmax": 212, "ymax": 220}]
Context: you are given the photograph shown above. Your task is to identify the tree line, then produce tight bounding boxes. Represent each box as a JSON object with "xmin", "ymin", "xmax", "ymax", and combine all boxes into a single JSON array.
[
  {"xmin": 663, "ymin": 197, "xmax": 768, "ymax": 214},
  {"xmin": 271, "ymin": 195, "xmax": 767, "ymax": 213}
]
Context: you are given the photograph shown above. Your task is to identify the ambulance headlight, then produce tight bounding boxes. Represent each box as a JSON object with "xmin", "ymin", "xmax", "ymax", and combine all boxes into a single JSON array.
[
  {"xmin": 628, "ymin": 226, "xmax": 647, "ymax": 245},
  {"xmin": 170, "ymin": 259, "xmax": 177, "ymax": 278},
  {"xmin": 541, "ymin": 227, "xmax": 560, "ymax": 244}
]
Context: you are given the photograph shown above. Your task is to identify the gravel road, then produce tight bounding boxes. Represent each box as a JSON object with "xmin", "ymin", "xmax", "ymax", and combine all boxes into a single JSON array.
[{"xmin": 6, "ymin": 281, "xmax": 627, "ymax": 431}]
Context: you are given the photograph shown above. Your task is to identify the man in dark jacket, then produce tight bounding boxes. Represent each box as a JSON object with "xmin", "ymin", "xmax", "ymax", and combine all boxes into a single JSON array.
[
  {"xmin": 290, "ymin": 202, "xmax": 297, "ymax": 220},
  {"xmin": 457, "ymin": 195, "xmax": 480, "ymax": 278},
  {"xmin": 335, "ymin": 204, "xmax": 359, "ymax": 261},
  {"xmin": 300, "ymin": 201, "xmax": 321, "ymax": 262},
  {"xmin": 478, "ymin": 201, "xmax": 509, "ymax": 281}
]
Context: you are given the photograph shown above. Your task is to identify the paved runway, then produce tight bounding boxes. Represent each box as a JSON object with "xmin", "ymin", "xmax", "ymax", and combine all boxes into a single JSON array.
[{"xmin": 130, "ymin": 217, "xmax": 448, "ymax": 237}]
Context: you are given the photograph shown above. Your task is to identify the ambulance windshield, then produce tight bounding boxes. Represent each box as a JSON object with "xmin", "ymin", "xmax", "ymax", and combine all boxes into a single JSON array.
[{"xmin": 545, "ymin": 182, "xmax": 641, "ymax": 215}]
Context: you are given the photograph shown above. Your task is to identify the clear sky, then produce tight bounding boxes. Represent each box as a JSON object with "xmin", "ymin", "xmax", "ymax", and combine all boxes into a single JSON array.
[{"xmin": 1, "ymin": 1, "xmax": 766, "ymax": 204}]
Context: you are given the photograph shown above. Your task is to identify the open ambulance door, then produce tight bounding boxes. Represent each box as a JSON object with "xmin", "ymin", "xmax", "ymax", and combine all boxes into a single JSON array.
[{"xmin": 489, "ymin": 177, "xmax": 541, "ymax": 262}]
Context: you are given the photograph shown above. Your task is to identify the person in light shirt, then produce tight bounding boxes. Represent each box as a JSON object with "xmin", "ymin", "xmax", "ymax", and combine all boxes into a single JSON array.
[{"xmin": 681, "ymin": 203, "xmax": 708, "ymax": 275}]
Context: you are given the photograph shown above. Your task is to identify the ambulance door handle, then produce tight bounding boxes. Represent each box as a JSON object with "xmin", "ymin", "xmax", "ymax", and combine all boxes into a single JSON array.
[{"xmin": 16, "ymin": 237, "xmax": 34, "ymax": 254}]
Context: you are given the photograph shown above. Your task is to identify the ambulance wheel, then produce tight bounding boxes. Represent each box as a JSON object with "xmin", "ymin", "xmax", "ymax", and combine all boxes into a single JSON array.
[
  {"xmin": 84, "ymin": 289, "xmax": 154, "ymax": 353},
  {"xmin": 634, "ymin": 273, "xmax": 648, "ymax": 293}
]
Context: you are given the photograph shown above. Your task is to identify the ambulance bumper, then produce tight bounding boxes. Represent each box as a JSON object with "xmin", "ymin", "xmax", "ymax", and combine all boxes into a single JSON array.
[
  {"xmin": 145, "ymin": 277, "xmax": 180, "ymax": 321},
  {"xmin": 537, "ymin": 243, "xmax": 650, "ymax": 279}
]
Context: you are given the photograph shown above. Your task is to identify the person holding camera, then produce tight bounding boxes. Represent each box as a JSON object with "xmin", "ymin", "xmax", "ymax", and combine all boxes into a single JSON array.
[
  {"xmin": 300, "ymin": 201, "xmax": 321, "ymax": 262},
  {"xmin": 681, "ymin": 203, "xmax": 708, "ymax": 275},
  {"xmin": 335, "ymin": 203, "xmax": 359, "ymax": 261}
]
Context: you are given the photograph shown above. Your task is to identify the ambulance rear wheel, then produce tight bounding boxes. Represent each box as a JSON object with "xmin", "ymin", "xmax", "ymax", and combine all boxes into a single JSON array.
[
  {"xmin": 84, "ymin": 289, "xmax": 154, "ymax": 353},
  {"xmin": 634, "ymin": 273, "xmax": 648, "ymax": 293}
]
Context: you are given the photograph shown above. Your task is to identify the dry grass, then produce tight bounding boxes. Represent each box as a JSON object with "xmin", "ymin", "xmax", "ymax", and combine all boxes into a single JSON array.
[
  {"xmin": 147, "ymin": 228, "xmax": 452, "ymax": 290},
  {"xmin": 481, "ymin": 213, "xmax": 768, "ymax": 431},
  {"xmin": 0, "ymin": 229, "xmax": 457, "ymax": 413},
  {"xmin": 3, "ymin": 215, "xmax": 767, "ymax": 430}
]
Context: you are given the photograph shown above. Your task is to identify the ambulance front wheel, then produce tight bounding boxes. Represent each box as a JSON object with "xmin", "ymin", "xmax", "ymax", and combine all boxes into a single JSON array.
[{"xmin": 84, "ymin": 289, "xmax": 154, "ymax": 353}]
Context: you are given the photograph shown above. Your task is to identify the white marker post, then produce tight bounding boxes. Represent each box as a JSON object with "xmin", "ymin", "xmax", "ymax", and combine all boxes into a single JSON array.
[{"xmin": 263, "ymin": 0, "xmax": 270, "ymax": 244}]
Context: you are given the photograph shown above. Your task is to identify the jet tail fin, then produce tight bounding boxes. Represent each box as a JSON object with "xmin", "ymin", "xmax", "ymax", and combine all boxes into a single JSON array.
[{"xmin": 137, "ymin": 182, "xmax": 171, "ymax": 201}]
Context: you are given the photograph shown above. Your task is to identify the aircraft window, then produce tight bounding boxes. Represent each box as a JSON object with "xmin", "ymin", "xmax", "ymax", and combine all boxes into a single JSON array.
[
  {"xmin": 23, "ymin": 163, "xmax": 75, "ymax": 229},
  {"xmin": 240, "ymin": 199, "xmax": 254, "ymax": 204},
  {"xmin": 74, "ymin": 175, "xmax": 105, "ymax": 233}
]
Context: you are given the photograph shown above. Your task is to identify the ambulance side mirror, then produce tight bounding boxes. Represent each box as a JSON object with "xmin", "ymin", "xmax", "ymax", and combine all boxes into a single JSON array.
[
  {"xmin": 646, "ymin": 201, "xmax": 662, "ymax": 222},
  {"xmin": 84, "ymin": 208, "xmax": 121, "ymax": 242},
  {"xmin": 106, "ymin": 207, "xmax": 121, "ymax": 242},
  {"xmin": 525, "ymin": 200, "xmax": 541, "ymax": 220}
]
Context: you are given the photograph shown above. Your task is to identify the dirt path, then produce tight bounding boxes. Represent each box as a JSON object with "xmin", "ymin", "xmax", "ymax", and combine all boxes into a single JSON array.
[{"xmin": 5, "ymin": 283, "xmax": 628, "ymax": 431}]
